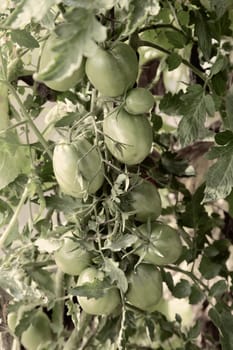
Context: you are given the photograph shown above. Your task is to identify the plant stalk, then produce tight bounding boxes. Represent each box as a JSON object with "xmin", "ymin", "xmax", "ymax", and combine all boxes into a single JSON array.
[
  {"xmin": 0, "ymin": 183, "xmax": 29, "ymax": 248},
  {"xmin": 52, "ymin": 269, "xmax": 65, "ymax": 334},
  {"xmin": 63, "ymin": 312, "xmax": 91, "ymax": 350},
  {"xmin": 6, "ymin": 82, "xmax": 53, "ymax": 159}
]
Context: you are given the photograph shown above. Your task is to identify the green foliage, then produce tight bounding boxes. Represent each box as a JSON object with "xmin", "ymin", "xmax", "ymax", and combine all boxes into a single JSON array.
[{"xmin": 0, "ymin": 1, "xmax": 233, "ymax": 349}]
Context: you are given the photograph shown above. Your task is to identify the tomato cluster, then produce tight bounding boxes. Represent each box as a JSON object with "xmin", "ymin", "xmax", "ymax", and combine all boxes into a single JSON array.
[
  {"xmin": 8, "ymin": 40, "xmax": 183, "ymax": 345},
  {"xmin": 51, "ymin": 42, "xmax": 182, "ymax": 313}
]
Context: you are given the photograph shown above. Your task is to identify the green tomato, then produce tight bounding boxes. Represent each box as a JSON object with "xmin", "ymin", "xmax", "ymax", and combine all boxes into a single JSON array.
[
  {"xmin": 53, "ymin": 138, "xmax": 105, "ymax": 198},
  {"xmin": 85, "ymin": 42, "xmax": 138, "ymax": 97},
  {"xmin": 126, "ymin": 264, "xmax": 163, "ymax": 312},
  {"xmin": 135, "ymin": 222, "xmax": 182, "ymax": 265},
  {"xmin": 21, "ymin": 310, "xmax": 52, "ymax": 350},
  {"xmin": 54, "ymin": 233, "xmax": 91, "ymax": 276},
  {"xmin": 77, "ymin": 267, "xmax": 121, "ymax": 315},
  {"xmin": 103, "ymin": 108, "xmax": 153, "ymax": 165},
  {"xmin": 37, "ymin": 32, "xmax": 85, "ymax": 91},
  {"xmin": 121, "ymin": 179, "xmax": 161, "ymax": 222},
  {"xmin": 124, "ymin": 87, "xmax": 154, "ymax": 115}
]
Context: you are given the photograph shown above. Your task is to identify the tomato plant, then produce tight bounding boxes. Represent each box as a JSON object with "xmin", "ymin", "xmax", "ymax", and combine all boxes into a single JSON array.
[
  {"xmin": 126, "ymin": 263, "xmax": 163, "ymax": 312},
  {"xmin": 103, "ymin": 108, "xmax": 153, "ymax": 165},
  {"xmin": 1, "ymin": 2, "xmax": 233, "ymax": 350},
  {"xmin": 77, "ymin": 267, "xmax": 121, "ymax": 315},
  {"xmin": 124, "ymin": 87, "xmax": 155, "ymax": 115},
  {"xmin": 85, "ymin": 42, "xmax": 138, "ymax": 97}
]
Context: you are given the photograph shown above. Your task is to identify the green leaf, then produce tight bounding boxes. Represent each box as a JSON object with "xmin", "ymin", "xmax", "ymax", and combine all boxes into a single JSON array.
[
  {"xmin": 125, "ymin": 0, "xmax": 160, "ymax": 35},
  {"xmin": 199, "ymin": 256, "xmax": 222, "ymax": 279},
  {"xmin": 54, "ymin": 112, "xmax": 83, "ymax": 127},
  {"xmin": 172, "ymin": 279, "xmax": 191, "ymax": 298},
  {"xmin": 25, "ymin": 267, "xmax": 54, "ymax": 293},
  {"xmin": 225, "ymin": 92, "xmax": 233, "ymax": 131},
  {"xmin": 165, "ymin": 31, "xmax": 186, "ymax": 49},
  {"xmin": 185, "ymin": 342, "xmax": 201, "ymax": 350},
  {"xmin": 71, "ymin": 279, "xmax": 112, "ymax": 299},
  {"xmin": 34, "ymin": 8, "xmax": 106, "ymax": 82},
  {"xmin": 5, "ymin": 0, "xmax": 61, "ymax": 28},
  {"xmin": 194, "ymin": 12, "xmax": 212, "ymax": 59},
  {"xmin": 166, "ymin": 52, "xmax": 182, "ymax": 71},
  {"xmin": 63, "ymin": 0, "xmax": 117, "ymax": 11},
  {"xmin": 161, "ymin": 151, "xmax": 193, "ymax": 176},
  {"xmin": 215, "ymin": 130, "xmax": 233, "ymax": 145},
  {"xmin": 189, "ymin": 285, "xmax": 205, "ymax": 305},
  {"xmin": 203, "ymin": 146, "xmax": 233, "ymax": 201},
  {"xmin": 15, "ymin": 309, "xmax": 37, "ymax": 337},
  {"xmin": 103, "ymin": 257, "xmax": 128, "ymax": 293},
  {"xmin": 159, "ymin": 91, "xmax": 184, "ymax": 115},
  {"xmin": 0, "ymin": 270, "xmax": 25, "ymax": 299},
  {"xmin": 0, "ymin": 134, "xmax": 30, "ymax": 190},
  {"xmin": 210, "ymin": 55, "xmax": 227, "ymax": 77},
  {"xmin": 103, "ymin": 234, "xmax": 138, "ymax": 252},
  {"xmin": 178, "ymin": 85, "xmax": 208, "ymax": 146},
  {"xmin": 209, "ymin": 280, "xmax": 228, "ymax": 298},
  {"xmin": 211, "ymin": 0, "xmax": 232, "ymax": 18},
  {"xmin": 10, "ymin": 29, "xmax": 39, "ymax": 48},
  {"xmin": 204, "ymin": 94, "xmax": 215, "ymax": 116},
  {"xmin": 160, "ymin": 270, "xmax": 174, "ymax": 292},
  {"xmin": 179, "ymin": 185, "xmax": 208, "ymax": 229},
  {"xmin": 151, "ymin": 114, "xmax": 163, "ymax": 131},
  {"xmin": 209, "ymin": 308, "xmax": 233, "ymax": 350},
  {"xmin": 188, "ymin": 319, "xmax": 201, "ymax": 339}
]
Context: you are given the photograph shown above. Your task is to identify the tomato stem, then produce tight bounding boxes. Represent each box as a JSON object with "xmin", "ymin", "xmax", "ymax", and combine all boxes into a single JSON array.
[
  {"xmin": 6, "ymin": 82, "xmax": 53, "ymax": 159},
  {"xmin": 0, "ymin": 82, "xmax": 9, "ymax": 131},
  {"xmin": 0, "ymin": 183, "xmax": 29, "ymax": 248},
  {"xmin": 63, "ymin": 311, "xmax": 91, "ymax": 350},
  {"xmin": 0, "ymin": 51, "xmax": 9, "ymax": 131},
  {"xmin": 52, "ymin": 269, "xmax": 65, "ymax": 334}
]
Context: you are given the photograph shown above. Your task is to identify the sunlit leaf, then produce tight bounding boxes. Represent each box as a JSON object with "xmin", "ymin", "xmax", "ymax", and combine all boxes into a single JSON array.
[
  {"xmin": 5, "ymin": 0, "xmax": 61, "ymax": 28},
  {"xmin": 103, "ymin": 257, "xmax": 128, "ymax": 293},
  {"xmin": 34, "ymin": 8, "xmax": 106, "ymax": 82}
]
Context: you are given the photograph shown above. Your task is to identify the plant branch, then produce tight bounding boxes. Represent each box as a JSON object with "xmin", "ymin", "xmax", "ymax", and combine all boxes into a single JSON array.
[
  {"xmin": 165, "ymin": 265, "xmax": 210, "ymax": 293},
  {"xmin": 52, "ymin": 269, "xmax": 65, "ymax": 334},
  {"xmin": 6, "ymin": 82, "xmax": 53, "ymax": 159},
  {"xmin": 137, "ymin": 40, "xmax": 209, "ymax": 87},
  {"xmin": 0, "ymin": 182, "xmax": 29, "ymax": 248},
  {"xmin": 137, "ymin": 23, "xmax": 187, "ymax": 37}
]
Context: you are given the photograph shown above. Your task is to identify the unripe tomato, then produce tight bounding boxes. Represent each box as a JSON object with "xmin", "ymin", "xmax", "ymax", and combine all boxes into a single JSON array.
[
  {"xmin": 124, "ymin": 87, "xmax": 154, "ymax": 115},
  {"xmin": 121, "ymin": 179, "xmax": 161, "ymax": 222},
  {"xmin": 135, "ymin": 222, "xmax": 182, "ymax": 265},
  {"xmin": 37, "ymin": 32, "xmax": 85, "ymax": 91},
  {"xmin": 85, "ymin": 42, "xmax": 138, "ymax": 97},
  {"xmin": 54, "ymin": 233, "xmax": 91, "ymax": 276},
  {"xmin": 8, "ymin": 308, "xmax": 52, "ymax": 350},
  {"xmin": 77, "ymin": 267, "xmax": 121, "ymax": 315},
  {"xmin": 103, "ymin": 108, "xmax": 153, "ymax": 165},
  {"xmin": 53, "ymin": 138, "xmax": 104, "ymax": 198},
  {"xmin": 21, "ymin": 310, "xmax": 52, "ymax": 350},
  {"xmin": 126, "ymin": 264, "xmax": 163, "ymax": 312}
]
